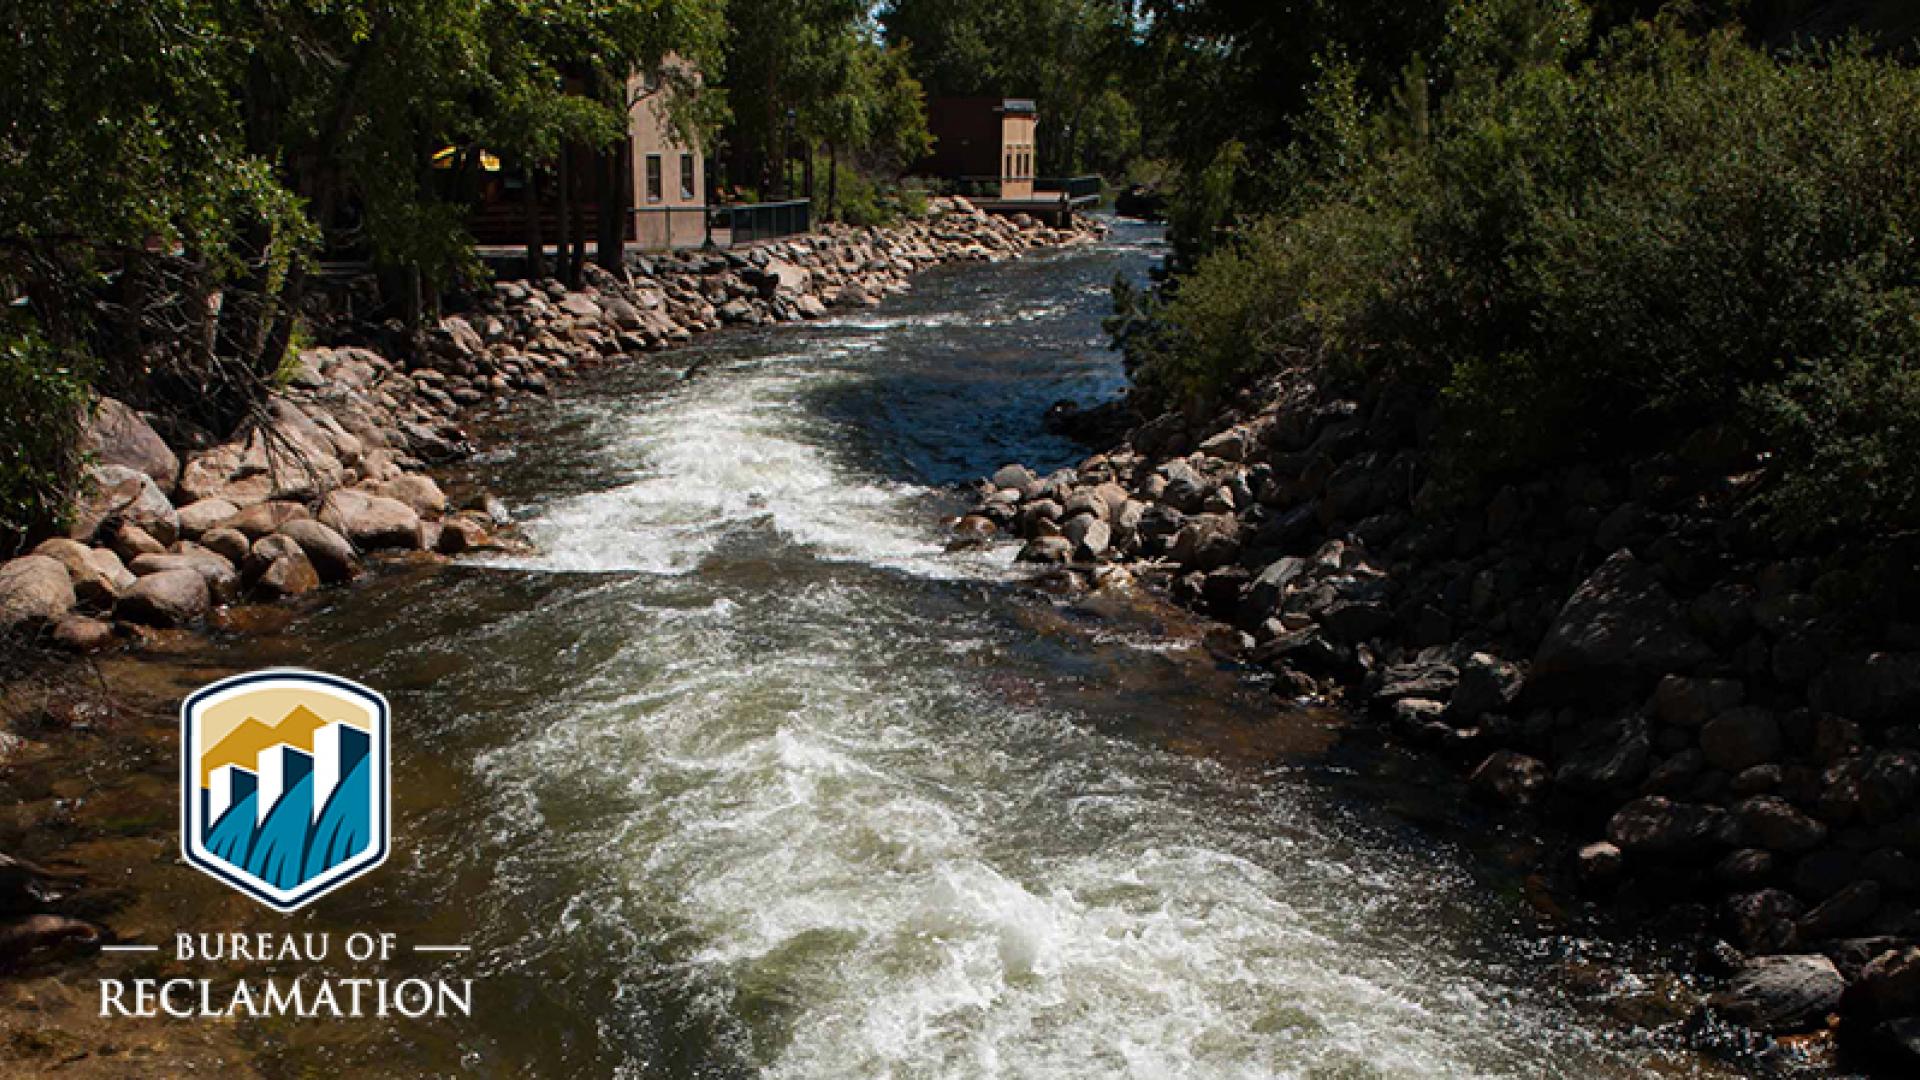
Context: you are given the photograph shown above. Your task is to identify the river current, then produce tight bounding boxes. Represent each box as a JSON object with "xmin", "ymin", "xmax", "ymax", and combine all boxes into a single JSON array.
[{"xmin": 142, "ymin": 221, "xmax": 1713, "ymax": 1077}]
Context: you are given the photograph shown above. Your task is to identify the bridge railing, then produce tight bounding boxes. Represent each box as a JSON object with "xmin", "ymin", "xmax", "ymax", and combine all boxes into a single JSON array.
[{"xmin": 711, "ymin": 199, "xmax": 812, "ymax": 246}]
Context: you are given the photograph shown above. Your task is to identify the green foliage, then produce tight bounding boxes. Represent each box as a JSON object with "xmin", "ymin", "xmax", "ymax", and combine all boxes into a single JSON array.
[
  {"xmin": 882, "ymin": 0, "xmax": 1142, "ymax": 175},
  {"xmin": 0, "ymin": 330, "xmax": 91, "ymax": 546},
  {"xmin": 1139, "ymin": 18, "xmax": 1920, "ymax": 537}
]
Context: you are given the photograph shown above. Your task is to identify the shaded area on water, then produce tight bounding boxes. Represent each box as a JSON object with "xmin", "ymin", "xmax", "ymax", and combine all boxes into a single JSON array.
[{"xmin": 1, "ymin": 221, "xmax": 1749, "ymax": 1077}]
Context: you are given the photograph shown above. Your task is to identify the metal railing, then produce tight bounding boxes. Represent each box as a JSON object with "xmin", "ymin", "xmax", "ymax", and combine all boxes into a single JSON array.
[
  {"xmin": 1036, "ymin": 176, "xmax": 1102, "ymax": 202},
  {"xmin": 711, "ymin": 199, "xmax": 811, "ymax": 246}
]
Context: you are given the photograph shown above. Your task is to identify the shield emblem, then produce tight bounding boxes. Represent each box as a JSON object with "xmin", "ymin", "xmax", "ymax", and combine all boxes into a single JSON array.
[{"xmin": 181, "ymin": 669, "xmax": 391, "ymax": 911}]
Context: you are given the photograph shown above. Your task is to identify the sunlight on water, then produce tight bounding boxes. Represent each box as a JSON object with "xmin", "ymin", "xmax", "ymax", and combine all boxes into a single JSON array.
[{"xmin": 434, "ymin": 225, "xmax": 1690, "ymax": 1077}]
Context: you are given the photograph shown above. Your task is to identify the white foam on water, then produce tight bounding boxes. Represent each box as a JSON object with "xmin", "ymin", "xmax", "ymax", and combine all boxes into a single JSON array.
[
  {"xmin": 483, "ymin": 353, "xmax": 1006, "ymax": 581},
  {"xmin": 460, "ymin": 236, "xmax": 1685, "ymax": 1077},
  {"xmin": 471, "ymin": 579, "xmax": 1673, "ymax": 1080}
]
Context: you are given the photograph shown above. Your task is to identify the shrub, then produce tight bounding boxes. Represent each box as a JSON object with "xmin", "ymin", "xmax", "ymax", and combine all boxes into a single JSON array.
[
  {"xmin": 1137, "ymin": 23, "xmax": 1920, "ymax": 537},
  {"xmin": 0, "ymin": 329, "xmax": 92, "ymax": 548}
]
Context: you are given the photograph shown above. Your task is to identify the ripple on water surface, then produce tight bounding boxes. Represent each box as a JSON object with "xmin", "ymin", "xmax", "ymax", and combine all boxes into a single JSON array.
[{"xmin": 395, "ymin": 223, "xmax": 1701, "ymax": 1077}]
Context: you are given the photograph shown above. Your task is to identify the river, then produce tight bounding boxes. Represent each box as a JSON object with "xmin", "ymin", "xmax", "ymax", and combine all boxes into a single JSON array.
[{"xmin": 70, "ymin": 220, "xmax": 1719, "ymax": 1077}]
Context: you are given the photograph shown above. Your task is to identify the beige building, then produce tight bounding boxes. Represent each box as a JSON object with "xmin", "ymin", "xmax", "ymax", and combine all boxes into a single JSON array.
[{"xmin": 628, "ymin": 69, "xmax": 706, "ymax": 249}]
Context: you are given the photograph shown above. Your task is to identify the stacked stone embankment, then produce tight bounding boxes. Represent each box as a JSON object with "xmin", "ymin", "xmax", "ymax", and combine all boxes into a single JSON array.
[
  {"xmin": 970, "ymin": 370, "xmax": 1920, "ymax": 1066},
  {"xmin": 0, "ymin": 199, "xmax": 1101, "ymax": 652}
]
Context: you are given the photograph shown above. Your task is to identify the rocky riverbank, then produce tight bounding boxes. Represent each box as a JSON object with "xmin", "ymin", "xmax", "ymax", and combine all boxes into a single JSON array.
[
  {"xmin": 0, "ymin": 198, "xmax": 1099, "ymax": 649},
  {"xmin": 971, "ymin": 369, "xmax": 1920, "ymax": 1071},
  {"xmin": 0, "ymin": 198, "xmax": 1100, "ymax": 967}
]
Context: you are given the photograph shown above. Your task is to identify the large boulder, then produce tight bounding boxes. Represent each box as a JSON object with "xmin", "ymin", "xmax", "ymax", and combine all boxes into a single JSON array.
[
  {"xmin": 1607, "ymin": 795, "xmax": 1729, "ymax": 856},
  {"xmin": 1708, "ymin": 954, "xmax": 1845, "ymax": 1033},
  {"xmin": 318, "ymin": 489, "xmax": 423, "ymax": 550},
  {"xmin": 371, "ymin": 474, "xmax": 446, "ymax": 518},
  {"xmin": 274, "ymin": 520, "xmax": 358, "ymax": 582},
  {"xmin": 219, "ymin": 500, "xmax": 311, "ymax": 540},
  {"xmin": 0, "ymin": 555, "xmax": 76, "ymax": 632},
  {"xmin": 81, "ymin": 397, "xmax": 177, "ymax": 489},
  {"xmin": 67, "ymin": 464, "xmax": 180, "ymax": 545},
  {"xmin": 1531, "ymin": 550, "xmax": 1712, "ymax": 701},
  {"xmin": 30, "ymin": 538, "xmax": 122, "ymax": 608},
  {"xmin": 177, "ymin": 402, "xmax": 345, "ymax": 507},
  {"xmin": 116, "ymin": 569, "xmax": 210, "ymax": 627},
  {"xmin": 128, "ymin": 551, "xmax": 239, "ymax": 602},
  {"xmin": 175, "ymin": 498, "xmax": 241, "ymax": 540},
  {"xmin": 245, "ymin": 536, "xmax": 319, "ymax": 598}
]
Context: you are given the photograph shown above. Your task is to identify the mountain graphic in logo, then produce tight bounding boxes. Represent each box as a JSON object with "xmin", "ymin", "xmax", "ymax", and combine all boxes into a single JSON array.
[{"xmin": 182, "ymin": 671, "xmax": 390, "ymax": 910}]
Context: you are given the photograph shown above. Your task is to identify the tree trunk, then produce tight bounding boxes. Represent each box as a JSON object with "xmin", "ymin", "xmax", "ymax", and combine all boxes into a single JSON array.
[
  {"xmin": 556, "ymin": 151, "xmax": 574, "ymax": 286},
  {"xmin": 569, "ymin": 155, "xmax": 588, "ymax": 287},
  {"xmin": 523, "ymin": 162, "xmax": 546, "ymax": 280},
  {"xmin": 827, "ymin": 143, "xmax": 839, "ymax": 220},
  {"xmin": 803, "ymin": 142, "xmax": 815, "ymax": 202},
  {"xmin": 596, "ymin": 141, "xmax": 627, "ymax": 271}
]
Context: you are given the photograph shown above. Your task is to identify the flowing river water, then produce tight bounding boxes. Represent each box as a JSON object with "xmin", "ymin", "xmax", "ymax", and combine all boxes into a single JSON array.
[{"xmin": 48, "ymin": 221, "xmax": 1731, "ymax": 1077}]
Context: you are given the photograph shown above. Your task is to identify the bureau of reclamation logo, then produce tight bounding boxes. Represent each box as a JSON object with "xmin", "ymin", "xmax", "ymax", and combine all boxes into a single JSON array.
[{"xmin": 181, "ymin": 670, "xmax": 390, "ymax": 911}]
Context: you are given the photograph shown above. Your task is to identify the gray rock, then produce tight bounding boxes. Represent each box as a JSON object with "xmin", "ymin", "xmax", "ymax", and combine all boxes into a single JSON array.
[
  {"xmin": 1016, "ymin": 536, "xmax": 1073, "ymax": 564},
  {"xmin": 990, "ymin": 464, "xmax": 1037, "ymax": 493},
  {"xmin": 1063, "ymin": 515, "xmax": 1111, "ymax": 560},
  {"xmin": 1532, "ymin": 550, "xmax": 1712, "ymax": 700},
  {"xmin": 1708, "ymin": 954, "xmax": 1844, "ymax": 1032},
  {"xmin": 1167, "ymin": 514, "xmax": 1240, "ymax": 571},
  {"xmin": 1245, "ymin": 557, "xmax": 1308, "ymax": 619},
  {"xmin": 1701, "ymin": 707, "xmax": 1782, "ymax": 772},
  {"xmin": 116, "ymin": 569, "xmax": 210, "ymax": 626},
  {"xmin": 0, "ymin": 555, "xmax": 76, "ymax": 632}
]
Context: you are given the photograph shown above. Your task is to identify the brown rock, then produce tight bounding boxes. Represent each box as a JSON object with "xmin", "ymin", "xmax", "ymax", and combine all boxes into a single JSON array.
[
  {"xmin": 319, "ymin": 489, "xmax": 422, "ymax": 550},
  {"xmin": 372, "ymin": 474, "xmax": 447, "ymax": 518},
  {"xmin": 1470, "ymin": 750, "xmax": 1550, "ymax": 807},
  {"xmin": 67, "ymin": 464, "xmax": 179, "ymax": 545},
  {"xmin": 275, "ymin": 520, "xmax": 358, "ymax": 582},
  {"xmin": 1532, "ymin": 550, "xmax": 1712, "ymax": 701},
  {"xmin": 116, "ymin": 569, "xmax": 211, "ymax": 626},
  {"xmin": 108, "ymin": 522, "xmax": 167, "ymax": 561},
  {"xmin": 175, "ymin": 498, "xmax": 240, "ymax": 539},
  {"xmin": 219, "ymin": 500, "xmax": 311, "ymax": 540},
  {"xmin": 50, "ymin": 615, "xmax": 116, "ymax": 652},
  {"xmin": 200, "ymin": 527, "xmax": 252, "ymax": 565},
  {"xmin": 1708, "ymin": 954, "xmax": 1844, "ymax": 1032},
  {"xmin": 128, "ymin": 551, "xmax": 239, "ymax": 602},
  {"xmin": 30, "ymin": 538, "xmax": 120, "ymax": 608},
  {"xmin": 0, "ymin": 555, "xmax": 76, "ymax": 632},
  {"xmin": 81, "ymin": 397, "xmax": 177, "ymax": 489}
]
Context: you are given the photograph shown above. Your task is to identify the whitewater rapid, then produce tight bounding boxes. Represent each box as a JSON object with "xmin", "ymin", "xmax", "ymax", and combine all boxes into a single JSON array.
[{"xmin": 426, "ymin": 259, "xmax": 1686, "ymax": 1076}]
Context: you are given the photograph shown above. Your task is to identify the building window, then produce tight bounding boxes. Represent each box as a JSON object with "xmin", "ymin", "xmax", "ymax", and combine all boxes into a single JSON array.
[
  {"xmin": 679, "ymin": 153, "xmax": 695, "ymax": 201},
  {"xmin": 645, "ymin": 154, "xmax": 663, "ymax": 203}
]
